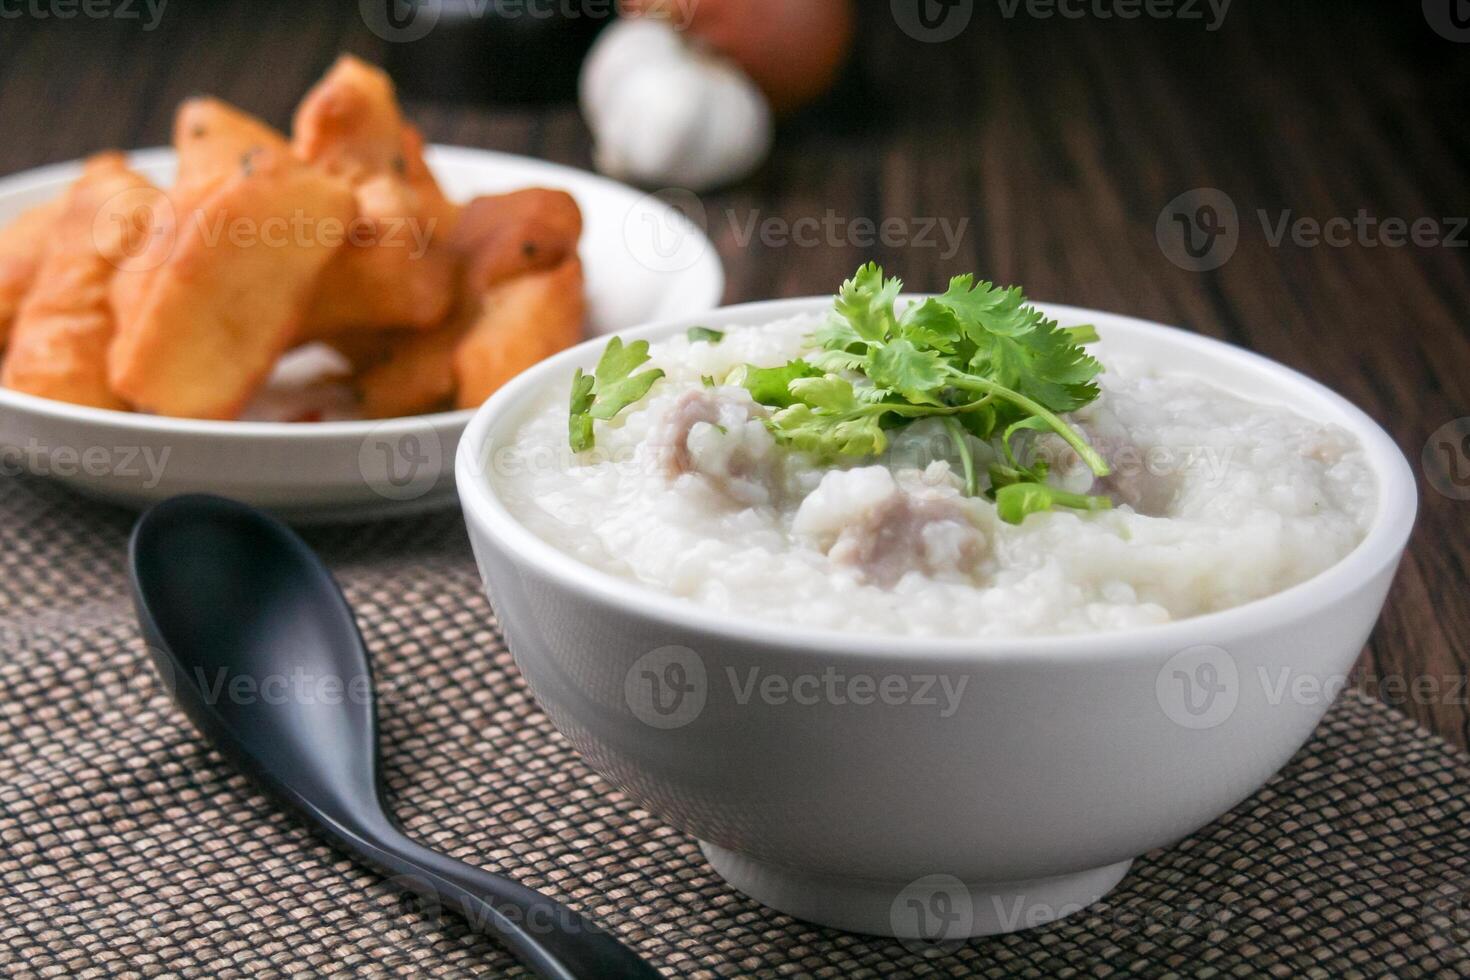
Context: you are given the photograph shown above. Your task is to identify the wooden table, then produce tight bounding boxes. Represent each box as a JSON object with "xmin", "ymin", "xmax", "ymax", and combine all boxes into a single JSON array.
[{"xmin": 2, "ymin": 2, "xmax": 1466, "ymax": 749}]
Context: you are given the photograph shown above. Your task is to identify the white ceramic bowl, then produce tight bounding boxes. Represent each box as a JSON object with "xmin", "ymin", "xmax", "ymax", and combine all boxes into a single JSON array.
[
  {"xmin": 0, "ymin": 147, "xmax": 724, "ymax": 521},
  {"xmin": 456, "ymin": 298, "xmax": 1417, "ymax": 939}
]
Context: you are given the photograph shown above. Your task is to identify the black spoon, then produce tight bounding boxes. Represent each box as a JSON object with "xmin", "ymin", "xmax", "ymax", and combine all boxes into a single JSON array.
[{"xmin": 128, "ymin": 494, "xmax": 658, "ymax": 980}]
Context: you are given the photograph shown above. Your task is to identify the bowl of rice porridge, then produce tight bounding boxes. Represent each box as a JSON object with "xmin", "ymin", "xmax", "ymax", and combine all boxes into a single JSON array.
[{"xmin": 456, "ymin": 267, "xmax": 1416, "ymax": 939}]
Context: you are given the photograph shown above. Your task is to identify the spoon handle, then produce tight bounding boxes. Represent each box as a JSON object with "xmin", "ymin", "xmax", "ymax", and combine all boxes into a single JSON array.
[{"xmin": 323, "ymin": 815, "xmax": 660, "ymax": 980}]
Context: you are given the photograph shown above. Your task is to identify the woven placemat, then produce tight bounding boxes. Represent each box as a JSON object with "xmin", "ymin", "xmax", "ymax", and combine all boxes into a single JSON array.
[{"xmin": 2, "ymin": 473, "xmax": 1468, "ymax": 979}]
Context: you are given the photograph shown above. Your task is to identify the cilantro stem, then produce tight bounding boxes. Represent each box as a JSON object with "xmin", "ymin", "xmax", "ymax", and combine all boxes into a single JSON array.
[
  {"xmin": 942, "ymin": 417, "xmax": 979, "ymax": 496},
  {"xmin": 1046, "ymin": 488, "xmax": 1114, "ymax": 511},
  {"xmin": 944, "ymin": 372, "xmax": 1111, "ymax": 477}
]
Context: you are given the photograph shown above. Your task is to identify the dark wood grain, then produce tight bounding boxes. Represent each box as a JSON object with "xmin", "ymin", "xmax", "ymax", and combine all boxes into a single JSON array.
[{"xmin": 1, "ymin": 2, "xmax": 1465, "ymax": 747}]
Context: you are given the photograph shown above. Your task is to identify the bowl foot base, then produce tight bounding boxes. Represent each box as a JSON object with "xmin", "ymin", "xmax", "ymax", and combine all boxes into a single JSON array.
[{"xmin": 699, "ymin": 841, "xmax": 1133, "ymax": 938}]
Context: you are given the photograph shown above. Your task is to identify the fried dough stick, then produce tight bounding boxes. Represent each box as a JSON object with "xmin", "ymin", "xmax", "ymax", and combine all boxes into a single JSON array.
[
  {"xmin": 292, "ymin": 55, "xmax": 406, "ymax": 182},
  {"xmin": 1, "ymin": 155, "xmax": 156, "ymax": 409},
  {"xmin": 293, "ymin": 56, "xmax": 459, "ymax": 336},
  {"xmin": 108, "ymin": 149, "xmax": 356, "ymax": 419},
  {"xmin": 350, "ymin": 318, "xmax": 467, "ymax": 420},
  {"xmin": 451, "ymin": 189, "xmax": 582, "ymax": 292},
  {"xmin": 112, "ymin": 99, "xmax": 292, "ymax": 341},
  {"xmin": 0, "ymin": 198, "xmax": 65, "ymax": 350},
  {"xmin": 454, "ymin": 256, "xmax": 586, "ymax": 409},
  {"xmin": 174, "ymin": 97, "xmax": 291, "ymax": 201},
  {"xmin": 352, "ymin": 257, "xmax": 586, "ymax": 418},
  {"xmin": 297, "ymin": 170, "xmax": 458, "ymax": 337},
  {"xmin": 339, "ymin": 186, "xmax": 584, "ymax": 415}
]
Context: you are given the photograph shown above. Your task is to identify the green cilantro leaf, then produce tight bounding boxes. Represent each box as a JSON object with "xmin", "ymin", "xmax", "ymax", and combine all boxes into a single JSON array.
[
  {"xmin": 568, "ymin": 368, "xmax": 597, "ymax": 452},
  {"xmin": 866, "ymin": 338, "xmax": 948, "ymax": 404},
  {"xmin": 834, "ymin": 262, "xmax": 902, "ymax": 343},
  {"xmin": 687, "ymin": 326, "xmax": 724, "ymax": 344},
  {"xmin": 567, "ymin": 336, "xmax": 665, "ymax": 451},
  {"xmin": 734, "ymin": 359, "xmax": 821, "ymax": 408},
  {"xmin": 768, "ymin": 376, "xmax": 892, "ymax": 458},
  {"xmin": 934, "ymin": 275, "xmax": 1102, "ymax": 412},
  {"xmin": 588, "ymin": 337, "xmax": 664, "ymax": 420}
]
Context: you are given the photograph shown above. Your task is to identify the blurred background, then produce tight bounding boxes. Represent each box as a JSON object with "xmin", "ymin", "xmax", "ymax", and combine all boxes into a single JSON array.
[{"xmin": 1, "ymin": 0, "xmax": 1466, "ymax": 747}]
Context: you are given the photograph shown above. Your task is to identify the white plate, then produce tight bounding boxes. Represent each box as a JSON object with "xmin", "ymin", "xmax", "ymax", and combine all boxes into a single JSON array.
[{"xmin": 0, "ymin": 146, "xmax": 725, "ymax": 522}]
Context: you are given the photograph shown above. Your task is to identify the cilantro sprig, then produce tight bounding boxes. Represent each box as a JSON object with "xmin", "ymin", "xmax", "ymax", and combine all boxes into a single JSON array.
[
  {"xmin": 566, "ymin": 264, "xmax": 1114, "ymax": 524},
  {"xmin": 568, "ymin": 337, "xmax": 664, "ymax": 452},
  {"xmin": 748, "ymin": 263, "xmax": 1113, "ymax": 523}
]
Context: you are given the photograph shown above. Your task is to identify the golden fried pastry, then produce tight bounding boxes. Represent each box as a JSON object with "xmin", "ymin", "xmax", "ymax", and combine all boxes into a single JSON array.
[
  {"xmin": 351, "ymin": 257, "xmax": 586, "ymax": 417},
  {"xmin": 0, "ymin": 198, "xmax": 65, "ymax": 349},
  {"xmin": 353, "ymin": 319, "xmax": 467, "ymax": 419},
  {"xmin": 0, "ymin": 56, "xmax": 588, "ymax": 423},
  {"xmin": 108, "ymin": 148, "xmax": 356, "ymax": 419},
  {"xmin": 292, "ymin": 55, "xmax": 406, "ymax": 183},
  {"xmin": 451, "ymin": 189, "xmax": 582, "ymax": 292},
  {"xmin": 174, "ymin": 97, "xmax": 290, "ymax": 201},
  {"xmin": 298, "ymin": 172, "xmax": 458, "ymax": 337},
  {"xmin": 293, "ymin": 59, "xmax": 462, "ymax": 339},
  {"xmin": 397, "ymin": 123, "xmax": 460, "ymax": 234},
  {"xmin": 111, "ymin": 101, "xmax": 290, "ymax": 347},
  {"xmin": 453, "ymin": 256, "xmax": 585, "ymax": 409},
  {"xmin": 2, "ymin": 155, "xmax": 156, "ymax": 408}
]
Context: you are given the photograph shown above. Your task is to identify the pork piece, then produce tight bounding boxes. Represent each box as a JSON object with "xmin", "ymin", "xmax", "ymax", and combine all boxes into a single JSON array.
[
  {"xmin": 650, "ymin": 388, "xmax": 775, "ymax": 506},
  {"xmin": 793, "ymin": 465, "xmax": 986, "ymax": 587},
  {"xmin": 1033, "ymin": 418, "xmax": 1180, "ymax": 518}
]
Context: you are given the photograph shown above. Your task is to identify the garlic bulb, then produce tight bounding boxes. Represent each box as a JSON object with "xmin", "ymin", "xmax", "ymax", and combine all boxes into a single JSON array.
[{"xmin": 580, "ymin": 18, "xmax": 773, "ymax": 192}]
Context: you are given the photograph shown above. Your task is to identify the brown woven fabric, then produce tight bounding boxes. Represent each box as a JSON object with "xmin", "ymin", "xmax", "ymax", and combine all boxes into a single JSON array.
[{"xmin": 1, "ymin": 473, "xmax": 1467, "ymax": 979}]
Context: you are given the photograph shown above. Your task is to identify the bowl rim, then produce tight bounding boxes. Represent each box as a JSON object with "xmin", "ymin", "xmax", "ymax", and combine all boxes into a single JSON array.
[{"xmin": 456, "ymin": 296, "xmax": 1419, "ymax": 663}]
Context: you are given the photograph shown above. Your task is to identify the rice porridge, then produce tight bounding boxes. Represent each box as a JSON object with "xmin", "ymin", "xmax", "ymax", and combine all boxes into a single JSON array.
[{"xmin": 493, "ymin": 311, "xmax": 1374, "ymax": 638}]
